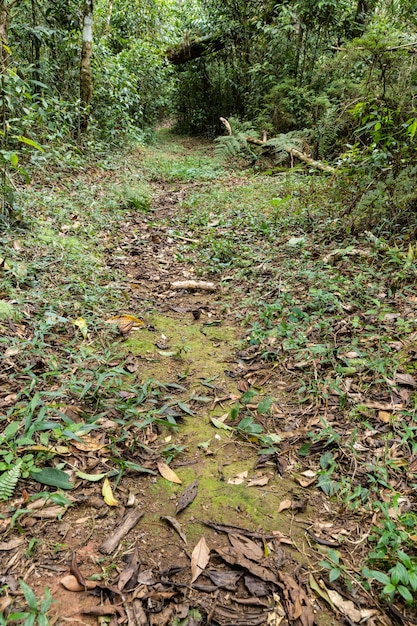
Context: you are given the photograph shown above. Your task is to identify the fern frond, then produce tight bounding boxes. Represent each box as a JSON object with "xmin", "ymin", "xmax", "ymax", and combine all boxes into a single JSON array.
[{"xmin": 0, "ymin": 460, "xmax": 22, "ymax": 501}]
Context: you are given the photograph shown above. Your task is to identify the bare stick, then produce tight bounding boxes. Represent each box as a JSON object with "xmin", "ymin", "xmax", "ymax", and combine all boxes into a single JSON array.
[
  {"xmin": 99, "ymin": 507, "xmax": 144, "ymax": 554},
  {"xmin": 171, "ymin": 280, "xmax": 217, "ymax": 292}
]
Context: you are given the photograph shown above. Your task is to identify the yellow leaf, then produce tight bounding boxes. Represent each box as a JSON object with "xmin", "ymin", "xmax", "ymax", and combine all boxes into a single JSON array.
[
  {"xmin": 105, "ymin": 315, "xmax": 145, "ymax": 334},
  {"xmin": 157, "ymin": 460, "xmax": 182, "ymax": 484},
  {"xmin": 73, "ymin": 317, "xmax": 88, "ymax": 338},
  {"xmin": 102, "ymin": 477, "xmax": 119, "ymax": 506}
]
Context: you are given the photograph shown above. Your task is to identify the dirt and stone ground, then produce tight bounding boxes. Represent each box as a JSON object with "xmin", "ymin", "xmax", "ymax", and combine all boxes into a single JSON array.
[{"xmin": 0, "ymin": 134, "xmax": 415, "ymax": 626}]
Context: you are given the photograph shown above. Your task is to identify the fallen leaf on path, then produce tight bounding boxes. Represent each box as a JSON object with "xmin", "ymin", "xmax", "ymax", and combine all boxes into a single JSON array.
[
  {"xmin": 73, "ymin": 317, "xmax": 88, "ymax": 338},
  {"xmin": 102, "ymin": 477, "xmax": 119, "ymax": 506},
  {"xmin": 227, "ymin": 470, "xmax": 248, "ymax": 485},
  {"xmin": 0, "ymin": 538, "xmax": 24, "ymax": 551},
  {"xmin": 105, "ymin": 314, "xmax": 145, "ymax": 335},
  {"xmin": 206, "ymin": 569, "xmax": 241, "ymax": 590},
  {"xmin": 247, "ymin": 475, "xmax": 269, "ymax": 487},
  {"xmin": 161, "ymin": 515, "xmax": 187, "ymax": 544},
  {"xmin": 176, "ymin": 479, "xmax": 198, "ymax": 514},
  {"xmin": 394, "ymin": 373, "xmax": 416, "ymax": 387},
  {"xmin": 157, "ymin": 460, "xmax": 182, "ymax": 484},
  {"xmin": 190, "ymin": 537, "xmax": 210, "ymax": 583},
  {"xmin": 60, "ymin": 574, "xmax": 96, "ymax": 592},
  {"xmin": 229, "ymin": 534, "xmax": 263, "ymax": 562},
  {"xmin": 277, "ymin": 499, "xmax": 292, "ymax": 513},
  {"xmin": 378, "ymin": 410, "xmax": 391, "ymax": 423},
  {"xmin": 216, "ymin": 546, "xmax": 277, "ymax": 583}
]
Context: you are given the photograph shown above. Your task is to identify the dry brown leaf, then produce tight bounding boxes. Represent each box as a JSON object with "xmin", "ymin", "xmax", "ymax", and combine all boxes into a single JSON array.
[
  {"xmin": 229, "ymin": 534, "xmax": 263, "ymax": 562},
  {"xmin": 161, "ymin": 515, "xmax": 187, "ymax": 544},
  {"xmin": 176, "ymin": 480, "xmax": 198, "ymax": 514},
  {"xmin": 71, "ymin": 436, "xmax": 107, "ymax": 452},
  {"xmin": 247, "ymin": 475, "xmax": 269, "ymax": 487},
  {"xmin": 378, "ymin": 410, "xmax": 391, "ymax": 423},
  {"xmin": 190, "ymin": 537, "xmax": 210, "ymax": 583},
  {"xmin": 277, "ymin": 499, "xmax": 292, "ymax": 513},
  {"xmin": 327, "ymin": 589, "xmax": 378, "ymax": 622},
  {"xmin": 227, "ymin": 470, "xmax": 248, "ymax": 485},
  {"xmin": 394, "ymin": 373, "xmax": 416, "ymax": 387},
  {"xmin": 60, "ymin": 575, "xmax": 96, "ymax": 592},
  {"xmin": 157, "ymin": 460, "xmax": 182, "ymax": 484}
]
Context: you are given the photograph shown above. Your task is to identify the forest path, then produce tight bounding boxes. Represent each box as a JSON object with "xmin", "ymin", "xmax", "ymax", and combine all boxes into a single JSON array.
[{"xmin": 0, "ymin": 131, "xmax": 414, "ymax": 625}]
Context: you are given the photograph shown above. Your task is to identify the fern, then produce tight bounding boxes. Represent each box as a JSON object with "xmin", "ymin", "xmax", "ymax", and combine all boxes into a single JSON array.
[{"xmin": 0, "ymin": 460, "xmax": 23, "ymax": 501}]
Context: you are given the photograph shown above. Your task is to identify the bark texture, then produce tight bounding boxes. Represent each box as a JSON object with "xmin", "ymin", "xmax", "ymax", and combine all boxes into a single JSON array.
[{"xmin": 79, "ymin": 0, "xmax": 94, "ymax": 135}]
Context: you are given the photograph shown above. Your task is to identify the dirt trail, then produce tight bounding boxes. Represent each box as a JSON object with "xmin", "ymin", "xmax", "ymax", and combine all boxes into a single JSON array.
[{"xmin": 0, "ymin": 136, "xmax": 368, "ymax": 625}]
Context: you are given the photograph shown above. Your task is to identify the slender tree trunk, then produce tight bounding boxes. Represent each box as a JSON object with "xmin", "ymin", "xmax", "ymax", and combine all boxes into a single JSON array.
[
  {"xmin": 105, "ymin": 0, "xmax": 113, "ymax": 35},
  {"xmin": 0, "ymin": 0, "xmax": 11, "ymax": 65},
  {"xmin": 79, "ymin": 0, "xmax": 94, "ymax": 136}
]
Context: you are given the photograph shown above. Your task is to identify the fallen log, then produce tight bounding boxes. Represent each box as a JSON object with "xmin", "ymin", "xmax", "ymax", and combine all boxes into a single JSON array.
[{"xmin": 220, "ymin": 117, "xmax": 336, "ymax": 173}]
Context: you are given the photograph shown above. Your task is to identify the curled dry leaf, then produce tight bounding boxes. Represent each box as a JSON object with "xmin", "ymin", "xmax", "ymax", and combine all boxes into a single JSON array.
[
  {"xmin": 60, "ymin": 575, "xmax": 96, "ymax": 592},
  {"xmin": 277, "ymin": 499, "xmax": 292, "ymax": 513},
  {"xmin": 102, "ymin": 477, "xmax": 119, "ymax": 506},
  {"xmin": 157, "ymin": 460, "xmax": 182, "ymax": 484},
  {"xmin": 190, "ymin": 537, "xmax": 210, "ymax": 583},
  {"xmin": 227, "ymin": 470, "xmax": 248, "ymax": 485}
]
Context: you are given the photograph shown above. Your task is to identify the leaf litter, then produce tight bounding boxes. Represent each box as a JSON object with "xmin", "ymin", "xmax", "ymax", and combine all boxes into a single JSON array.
[{"xmin": 0, "ymin": 134, "xmax": 415, "ymax": 625}]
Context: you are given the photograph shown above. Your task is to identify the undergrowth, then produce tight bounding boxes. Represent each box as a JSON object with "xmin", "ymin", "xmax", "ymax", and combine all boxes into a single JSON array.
[{"xmin": 0, "ymin": 129, "xmax": 416, "ymax": 617}]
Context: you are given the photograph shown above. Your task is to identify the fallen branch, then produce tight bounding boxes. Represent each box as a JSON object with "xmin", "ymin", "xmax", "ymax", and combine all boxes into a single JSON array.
[
  {"xmin": 99, "ymin": 506, "xmax": 144, "ymax": 554},
  {"xmin": 171, "ymin": 280, "xmax": 217, "ymax": 292},
  {"xmin": 220, "ymin": 117, "xmax": 336, "ymax": 173}
]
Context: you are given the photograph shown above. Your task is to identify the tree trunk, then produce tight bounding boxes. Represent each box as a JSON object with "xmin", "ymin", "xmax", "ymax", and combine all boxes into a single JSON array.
[
  {"xmin": 79, "ymin": 0, "xmax": 94, "ymax": 136},
  {"xmin": 0, "ymin": 0, "xmax": 12, "ymax": 66}
]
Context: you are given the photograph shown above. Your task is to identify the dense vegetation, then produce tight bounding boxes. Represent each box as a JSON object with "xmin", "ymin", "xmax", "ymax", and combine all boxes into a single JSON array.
[
  {"xmin": 0, "ymin": 0, "xmax": 417, "ymax": 623},
  {"xmin": 1, "ymin": 0, "xmax": 417, "ymax": 234}
]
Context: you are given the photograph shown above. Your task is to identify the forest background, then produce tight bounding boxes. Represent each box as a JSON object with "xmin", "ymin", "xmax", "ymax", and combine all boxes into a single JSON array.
[{"xmin": 1, "ymin": 0, "xmax": 417, "ymax": 236}]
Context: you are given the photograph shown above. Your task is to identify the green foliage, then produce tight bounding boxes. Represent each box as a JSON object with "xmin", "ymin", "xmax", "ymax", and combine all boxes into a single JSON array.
[
  {"xmin": 2, "ymin": 580, "xmax": 52, "ymax": 625},
  {"xmin": 0, "ymin": 461, "xmax": 22, "ymax": 501}
]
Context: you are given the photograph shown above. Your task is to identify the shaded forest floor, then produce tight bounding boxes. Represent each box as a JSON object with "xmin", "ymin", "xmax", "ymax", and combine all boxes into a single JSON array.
[{"xmin": 0, "ymin": 130, "xmax": 416, "ymax": 626}]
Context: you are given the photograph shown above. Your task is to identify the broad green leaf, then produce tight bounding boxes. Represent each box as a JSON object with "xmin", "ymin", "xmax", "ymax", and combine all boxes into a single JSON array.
[
  {"xmin": 16, "ymin": 135, "xmax": 44, "ymax": 152},
  {"xmin": 76, "ymin": 470, "xmax": 108, "ymax": 482},
  {"xmin": 125, "ymin": 461, "xmax": 156, "ymax": 474},
  {"xmin": 210, "ymin": 417, "xmax": 233, "ymax": 430},
  {"xmin": 329, "ymin": 568, "xmax": 341, "ymax": 582},
  {"xmin": 362, "ymin": 567, "xmax": 390, "ymax": 585},
  {"xmin": 19, "ymin": 580, "xmax": 38, "ymax": 611},
  {"xmin": 257, "ymin": 397, "xmax": 273, "ymax": 414},
  {"xmin": 398, "ymin": 585, "xmax": 413, "ymax": 604},
  {"xmin": 30, "ymin": 467, "xmax": 73, "ymax": 490},
  {"xmin": 178, "ymin": 401, "xmax": 194, "ymax": 415}
]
